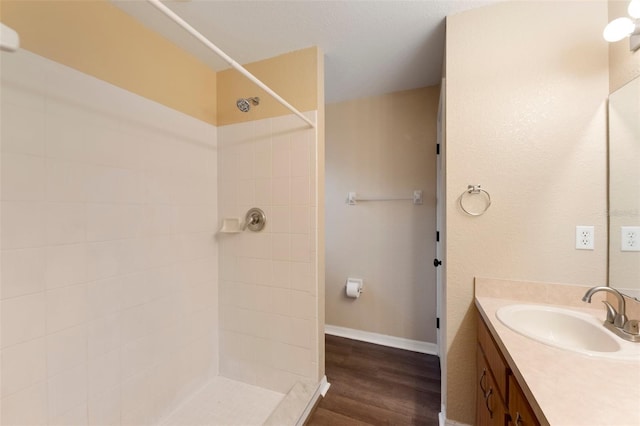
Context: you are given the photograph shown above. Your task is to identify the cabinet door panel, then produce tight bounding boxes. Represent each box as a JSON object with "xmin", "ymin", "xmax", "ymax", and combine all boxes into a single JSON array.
[
  {"xmin": 508, "ymin": 374, "xmax": 540, "ymax": 426},
  {"xmin": 477, "ymin": 346, "xmax": 508, "ymax": 426},
  {"xmin": 478, "ymin": 312, "xmax": 510, "ymax": 401}
]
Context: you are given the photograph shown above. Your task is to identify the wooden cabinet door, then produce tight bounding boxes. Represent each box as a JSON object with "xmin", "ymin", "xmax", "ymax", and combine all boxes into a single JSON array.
[
  {"xmin": 477, "ymin": 346, "xmax": 508, "ymax": 426},
  {"xmin": 508, "ymin": 375, "xmax": 540, "ymax": 426}
]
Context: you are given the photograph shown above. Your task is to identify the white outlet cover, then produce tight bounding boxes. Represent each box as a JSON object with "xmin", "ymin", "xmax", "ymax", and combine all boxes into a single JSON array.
[
  {"xmin": 621, "ymin": 226, "xmax": 640, "ymax": 252},
  {"xmin": 576, "ymin": 226, "xmax": 594, "ymax": 250}
]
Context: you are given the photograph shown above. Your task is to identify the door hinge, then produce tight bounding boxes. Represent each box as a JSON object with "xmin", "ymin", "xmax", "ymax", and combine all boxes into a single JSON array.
[
  {"xmin": 436, "ymin": 144, "xmax": 440, "ymax": 155},
  {"xmin": 436, "ymin": 317, "xmax": 440, "ymax": 329},
  {"xmin": 436, "ymin": 231, "xmax": 440, "ymax": 242}
]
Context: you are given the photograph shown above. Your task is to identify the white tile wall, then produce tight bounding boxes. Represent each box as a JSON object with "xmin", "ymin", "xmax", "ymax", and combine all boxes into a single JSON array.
[
  {"xmin": 217, "ymin": 113, "xmax": 320, "ymax": 393},
  {"xmin": 1, "ymin": 50, "xmax": 218, "ymax": 425}
]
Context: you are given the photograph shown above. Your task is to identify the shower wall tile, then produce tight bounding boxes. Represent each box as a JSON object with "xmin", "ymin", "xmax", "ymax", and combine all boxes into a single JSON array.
[
  {"xmin": 272, "ymin": 261, "xmax": 292, "ymax": 288},
  {"xmin": 1, "ymin": 382, "xmax": 47, "ymax": 426},
  {"xmin": 44, "ymin": 160, "xmax": 88, "ymax": 203},
  {"xmin": 1, "ymin": 248, "xmax": 46, "ymax": 299},
  {"xmin": 291, "ymin": 176, "xmax": 310, "ymax": 205},
  {"xmin": 1, "ymin": 293, "xmax": 46, "ymax": 348},
  {"xmin": 1, "ymin": 152, "xmax": 46, "ymax": 201},
  {"xmin": 87, "ymin": 385, "xmax": 121, "ymax": 426},
  {"xmin": 85, "ymin": 240, "xmax": 126, "ymax": 282},
  {"xmin": 45, "ymin": 283, "xmax": 88, "ymax": 334},
  {"xmin": 272, "ymin": 177, "xmax": 291, "ymax": 205},
  {"xmin": 46, "ymin": 325, "xmax": 88, "ymax": 378},
  {"xmin": 45, "ymin": 107, "xmax": 90, "ymax": 163},
  {"xmin": 290, "ymin": 234, "xmax": 310, "ymax": 262},
  {"xmin": 86, "ymin": 204, "xmax": 141, "ymax": 242},
  {"xmin": 1, "ymin": 50, "xmax": 218, "ymax": 425},
  {"xmin": 49, "ymin": 402, "xmax": 88, "ymax": 426},
  {"xmin": 218, "ymin": 113, "xmax": 319, "ymax": 392},
  {"xmin": 46, "ymin": 363, "xmax": 88, "ymax": 420},
  {"xmin": 1, "ymin": 338, "xmax": 46, "ymax": 397},
  {"xmin": 87, "ymin": 314, "xmax": 121, "ymax": 360},
  {"xmin": 44, "ymin": 244, "xmax": 88, "ymax": 290},
  {"xmin": 45, "ymin": 202, "xmax": 87, "ymax": 245},
  {"xmin": 87, "ymin": 349, "xmax": 120, "ymax": 398},
  {"xmin": 86, "ymin": 165, "xmax": 142, "ymax": 204},
  {"xmin": 86, "ymin": 276, "xmax": 123, "ymax": 320},
  {"xmin": 1, "ymin": 96, "xmax": 46, "ymax": 156},
  {"xmin": 1, "ymin": 201, "xmax": 47, "ymax": 249}
]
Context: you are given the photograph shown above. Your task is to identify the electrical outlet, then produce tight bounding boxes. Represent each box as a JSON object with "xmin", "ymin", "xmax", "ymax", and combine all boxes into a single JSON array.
[
  {"xmin": 576, "ymin": 226, "xmax": 594, "ymax": 250},
  {"xmin": 621, "ymin": 226, "xmax": 640, "ymax": 251}
]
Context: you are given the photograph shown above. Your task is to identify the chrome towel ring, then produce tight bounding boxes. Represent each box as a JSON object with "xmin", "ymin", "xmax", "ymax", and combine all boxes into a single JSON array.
[{"xmin": 459, "ymin": 185, "xmax": 491, "ymax": 216}]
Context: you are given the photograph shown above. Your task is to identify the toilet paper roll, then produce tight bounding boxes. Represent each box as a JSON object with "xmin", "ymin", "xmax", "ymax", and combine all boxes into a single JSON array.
[{"xmin": 345, "ymin": 279, "xmax": 362, "ymax": 298}]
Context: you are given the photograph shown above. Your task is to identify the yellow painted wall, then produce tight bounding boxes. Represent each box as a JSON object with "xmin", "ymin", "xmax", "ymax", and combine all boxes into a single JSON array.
[
  {"xmin": 445, "ymin": 1, "xmax": 608, "ymax": 423},
  {"xmin": 0, "ymin": 0, "xmax": 217, "ymax": 125},
  {"xmin": 608, "ymin": 0, "xmax": 640, "ymax": 92},
  {"xmin": 0, "ymin": 1, "xmax": 320, "ymax": 127},
  {"xmin": 217, "ymin": 47, "xmax": 319, "ymax": 126}
]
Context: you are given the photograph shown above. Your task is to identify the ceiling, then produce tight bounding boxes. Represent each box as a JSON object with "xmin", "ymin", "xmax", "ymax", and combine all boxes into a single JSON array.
[{"xmin": 113, "ymin": 0, "xmax": 498, "ymax": 104}]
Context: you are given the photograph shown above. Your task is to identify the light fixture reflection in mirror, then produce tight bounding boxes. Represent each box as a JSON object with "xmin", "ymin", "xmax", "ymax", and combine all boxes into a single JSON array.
[
  {"xmin": 603, "ymin": 0, "xmax": 640, "ymax": 51},
  {"xmin": 608, "ymin": 76, "xmax": 640, "ymax": 300}
]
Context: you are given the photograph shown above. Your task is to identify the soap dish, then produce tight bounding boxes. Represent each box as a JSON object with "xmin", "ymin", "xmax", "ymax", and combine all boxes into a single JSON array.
[{"xmin": 219, "ymin": 218, "xmax": 243, "ymax": 233}]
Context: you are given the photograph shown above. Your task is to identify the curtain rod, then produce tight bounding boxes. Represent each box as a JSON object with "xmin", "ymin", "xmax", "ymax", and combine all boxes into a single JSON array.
[{"xmin": 146, "ymin": 0, "xmax": 316, "ymax": 129}]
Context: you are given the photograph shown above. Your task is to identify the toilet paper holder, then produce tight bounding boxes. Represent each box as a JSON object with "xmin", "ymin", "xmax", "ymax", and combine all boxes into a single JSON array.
[{"xmin": 346, "ymin": 278, "xmax": 364, "ymax": 298}]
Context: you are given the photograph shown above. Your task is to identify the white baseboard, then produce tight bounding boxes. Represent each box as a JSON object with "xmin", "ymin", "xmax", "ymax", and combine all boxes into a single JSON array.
[
  {"xmin": 295, "ymin": 375, "xmax": 329, "ymax": 426},
  {"xmin": 325, "ymin": 324, "xmax": 438, "ymax": 355}
]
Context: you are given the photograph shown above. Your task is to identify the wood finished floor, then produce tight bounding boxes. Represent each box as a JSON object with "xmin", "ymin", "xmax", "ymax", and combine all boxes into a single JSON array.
[{"xmin": 306, "ymin": 335, "xmax": 441, "ymax": 426}]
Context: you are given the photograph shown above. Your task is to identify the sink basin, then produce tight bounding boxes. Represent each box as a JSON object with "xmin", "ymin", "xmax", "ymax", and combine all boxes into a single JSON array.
[{"xmin": 496, "ymin": 304, "xmax": 640, "ymax": 360}]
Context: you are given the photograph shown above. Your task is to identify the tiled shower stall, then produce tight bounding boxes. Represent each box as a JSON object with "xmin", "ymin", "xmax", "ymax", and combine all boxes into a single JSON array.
[
  {"xmin": 217, "ymin": 113, "xmax": 319, "ymax": 390},
  {"xmin": 1, "ymin": 49, "xmax": 321, "ymax": 425}
]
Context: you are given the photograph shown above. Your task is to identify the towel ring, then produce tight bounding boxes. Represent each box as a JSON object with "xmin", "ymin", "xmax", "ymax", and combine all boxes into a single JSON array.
[{"xmin": 459, "ymin": 185, "xmax": 491, "ymax": 216}]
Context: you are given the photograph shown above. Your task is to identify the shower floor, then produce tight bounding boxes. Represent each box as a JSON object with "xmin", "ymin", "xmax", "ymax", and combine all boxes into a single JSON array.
[{"xmin": 158, "ymin": 376, "xmax": 285, "ymax": 426}]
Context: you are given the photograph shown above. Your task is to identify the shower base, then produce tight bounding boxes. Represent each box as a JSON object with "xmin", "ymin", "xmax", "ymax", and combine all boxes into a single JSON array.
[{"xmin": 158, "ymin": 376, "xmax": 284, "ymax": 426}]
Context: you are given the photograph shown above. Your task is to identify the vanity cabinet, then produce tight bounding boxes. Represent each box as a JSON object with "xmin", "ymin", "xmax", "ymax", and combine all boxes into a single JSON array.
[{"xmin": 477, "ymin": 312, "xmax": 540, "ymax": 426}]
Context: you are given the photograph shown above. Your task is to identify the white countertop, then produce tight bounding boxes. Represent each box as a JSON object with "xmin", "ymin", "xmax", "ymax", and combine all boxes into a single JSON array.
[{"xmin": 475, "ymin": 296, "xmax": 640, "ymax": 426}]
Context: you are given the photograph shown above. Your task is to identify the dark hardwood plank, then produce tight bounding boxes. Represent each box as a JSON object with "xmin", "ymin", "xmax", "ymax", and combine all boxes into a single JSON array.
[
  {"xmin": 306, "ymin": 335, "xmax": 441, "ymax": 426},
  {"xmin": 307, "ymin": 407, "xmax": 371, "ymax": 426}
]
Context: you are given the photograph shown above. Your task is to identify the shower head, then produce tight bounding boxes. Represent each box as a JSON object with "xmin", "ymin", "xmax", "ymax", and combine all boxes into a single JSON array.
[{"xmin": 236, "ymin": 97, "xmax": 260, "ymax": 112}]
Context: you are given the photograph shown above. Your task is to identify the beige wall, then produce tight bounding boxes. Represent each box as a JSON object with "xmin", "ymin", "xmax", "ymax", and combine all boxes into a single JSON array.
[
  {"xmin": 217, "ymin": 48, "xmax": 319, "ymax": 126},
  {"xmin": 325, "ymin": 87, "xmax": 439, "ymax": 343},
  {"xmin": 1, "ymin": 49, "xmax": 218, "ymax": 425},
  {"xmin": 445, "ymin": 1, "xmax": 609, "ymax": 423},
  {"xmin": 608, "ymin": 0, "xmax": 640, "ymax": 92},
  {"xmin": 0, "ymin": 0, "xmax": 217, "ymax": 125}
]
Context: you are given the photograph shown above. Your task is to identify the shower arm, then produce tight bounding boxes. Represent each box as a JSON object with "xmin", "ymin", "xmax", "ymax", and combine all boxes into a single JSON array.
[{"xmin": 146, "ymin": 0, "xmax": 315, "ymax": 129}]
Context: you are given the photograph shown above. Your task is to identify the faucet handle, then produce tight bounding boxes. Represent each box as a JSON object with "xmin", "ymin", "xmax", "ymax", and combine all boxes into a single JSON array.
[
  {"xmin": 615, "ymin": 313, "xmax": 628, "ymax": 328},
  {"xmin": 601, "ymin": 301, "xmax": 617, "ymax": 324},
  {"xmin": 623, "ymin": 319, "xmax": 639, "ymax": 335}
]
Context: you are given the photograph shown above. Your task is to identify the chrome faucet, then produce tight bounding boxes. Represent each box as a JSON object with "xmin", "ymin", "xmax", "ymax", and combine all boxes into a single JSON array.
[
  {"xmin": 582, "ymin": 286, "xmax": 627, "ymax": 327},
  {"xmin": 582, "ymin": 286, "xmax": 639, "ymax": 343}
]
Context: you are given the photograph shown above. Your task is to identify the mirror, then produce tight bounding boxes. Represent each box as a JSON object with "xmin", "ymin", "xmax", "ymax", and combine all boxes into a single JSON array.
[{"xmin": 608, "ymin": 76, "xmax": 640, "ymax": 299}]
